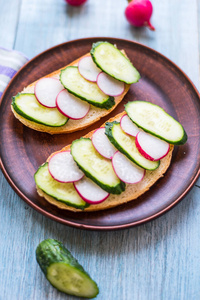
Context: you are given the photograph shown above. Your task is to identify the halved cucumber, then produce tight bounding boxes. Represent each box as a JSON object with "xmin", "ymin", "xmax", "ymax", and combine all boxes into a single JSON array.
[
  {"xmin": 34, "ymin": 163, "xmax": 88, "ymax": 209},
  {"xmin": 12, "ymin": 93, "xmax": 68, "ymax": 127},
  {"xmin": 36, "ymin": 239, "xmax": 99, "ymax": 298},
  {"xmin": 105, "ymin": 122, "xmax": 160, "ymax": 170},
  {"xmin": 71, "ymin": 138, "xmax": 125, "ymax": 194},
  {"xmin": 125, "ymin": 101, "xmax": 187, "ymax": 145},
  {"xmin": 60, "ymin": 66, "xmax": 115, "ymax": 109},
  {"xmin": 90, "ymin": 41, "xmax": 140, "ymax": 84}
]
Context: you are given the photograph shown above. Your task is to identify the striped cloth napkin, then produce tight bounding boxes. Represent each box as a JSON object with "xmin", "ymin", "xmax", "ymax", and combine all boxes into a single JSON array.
[{"xmin": 0, "ymin": 47, "xmax": 28, "ymax": 98}]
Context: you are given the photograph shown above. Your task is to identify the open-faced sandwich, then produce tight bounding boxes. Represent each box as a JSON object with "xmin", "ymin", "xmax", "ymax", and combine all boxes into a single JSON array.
[
  {"xmin": 11, "ymin": 41, "xmax": 140, "ymax": 134},
  {"xmin": 34, "ymin": 101, "xmax": 187, "ymax": 212}
]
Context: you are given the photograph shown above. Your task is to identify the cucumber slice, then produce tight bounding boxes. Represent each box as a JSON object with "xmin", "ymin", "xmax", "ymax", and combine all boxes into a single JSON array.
[
  {"xmin": 34, "ymin": 163, "xmax": 88, "ymax": 209},
  {"xmin": 12, "ymin": 93, "xmax": 68, "ymax": 127},
  {"xmin": 125, "ymin": 101, "xmax": 187, "ymax": 145},
  {"xmin": 36, "ymin": 239, "xmax": 99, "ymax": 298},
  {"xmin": 90, "ymin": 41, "xmax": 140, "ymax": 84},
  {"xmin": 60, "ymin": 66, "xmax": 115, "ymax": 109},
  {"xmin": 105, "ymin": 122, "xmax": 160, "ymax": 170},
  {"xmin": 71, "ymin": 138, "xmax": 125, "ymax": 194}
]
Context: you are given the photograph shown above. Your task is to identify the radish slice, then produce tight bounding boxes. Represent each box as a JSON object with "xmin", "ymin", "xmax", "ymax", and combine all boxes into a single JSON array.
[
  {"xmin": 92, "ymin": 127, "xmax": 116, "ymax": 159},
  {"xmin": 112, "ymin": 151, "xmax": 145, "ymax": 184},
  {"xmin": 74, "ymin": 177, "xmax": 109, "ymax": 204},
  {"xmin": 56, "ymin": 89, "xmax": 90, "ymax": 120},
  {"xmin": 97, "ymin": 72, "xmax": 125, "ymax": 97},
  {"xmin": 78, "ymin": 56, "xmax": 101, "ymax": 82},
  {"xmin": 135, "ymin": 131, "xmax": 170, "ymax": 161},
  {"xmin": 120, "ymin": 114, "xmax": 141, "ymax": 137},
  {"xmin": 34, "ymin": 78, "xmax": 64, "ymax": 108},
  {"xmin": 48, "ymin": 151, "xmax": 84, "ymax": 183}
]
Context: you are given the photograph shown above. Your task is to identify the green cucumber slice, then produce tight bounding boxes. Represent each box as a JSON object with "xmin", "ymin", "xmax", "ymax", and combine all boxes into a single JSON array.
[
  {"xmin": 34, "ymin": 163, "xmax": 88, "ymax": 209},
  {"xmin": 90, "ymin": 41, "xmax": 140, "ymax": 84},
  {"xmin": 71, "ymin": 138, "xmax": 125, "ymax": 194},
  {"xmin": 105, "ymin": 122, "xmax": 160, "ymax": 170},
  {"xmin": 125, "ymin": 101, "xmax": 187, "ymax": 145},
  {"xmin": 36, "ymin": 239, "xmax": 99, "ymax": 298},
  {"xmin": 12, "ymin": 93, "xmax": 68, "ymax": 127},
  {"xmin": 60, "ymin": 66, "xmax": 115, "ymax": 109}
]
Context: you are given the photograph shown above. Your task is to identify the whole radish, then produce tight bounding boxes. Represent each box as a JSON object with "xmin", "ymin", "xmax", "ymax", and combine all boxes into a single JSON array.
[
  {"xmin": 125, "ymin": 0, "xmax": 155, "ymax": 31},
  {"xmin": 65, "ymin": 0, "xmax": 87, "ymax": 6}
]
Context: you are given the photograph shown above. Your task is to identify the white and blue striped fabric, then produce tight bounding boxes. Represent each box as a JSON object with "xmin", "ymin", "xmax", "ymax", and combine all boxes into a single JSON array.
[{"xmin": 0, "ymin": 47, "xmax": 28, "ymax": 98}]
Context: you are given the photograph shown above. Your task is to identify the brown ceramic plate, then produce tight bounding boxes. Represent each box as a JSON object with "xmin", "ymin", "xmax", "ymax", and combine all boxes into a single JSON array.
[{"xmin": 0, "ymin": 38, "xmax": 200, "ymax": 230}]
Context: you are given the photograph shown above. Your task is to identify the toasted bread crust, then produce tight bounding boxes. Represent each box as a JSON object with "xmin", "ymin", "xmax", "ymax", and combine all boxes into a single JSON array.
[
  {"xmin": 11, "ymin": 52, "xmax": 130, "ymax": 134},
  {"xmin": 36, "ymin": 112, "xmax": 174, "ymax": 212}
]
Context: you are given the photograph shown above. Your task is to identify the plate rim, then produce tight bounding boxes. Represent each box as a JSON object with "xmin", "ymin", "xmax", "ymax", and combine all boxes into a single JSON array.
[{"xmin": 0, "ymin": 37, "xmax": 200, "ymax": 231}]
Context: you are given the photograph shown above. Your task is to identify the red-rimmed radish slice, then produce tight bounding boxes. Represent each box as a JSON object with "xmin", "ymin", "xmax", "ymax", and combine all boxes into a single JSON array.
[
  {"xmin": 56, "ymin": 89, "xmax": 90, "ymax": 120},
  {"xmin": 97, "ymin": 72, "xmax": 125, "ymax": 97},
  {"xmin": 112, "ymin": 151, "xmax": 145, "ymax": 184},
  {"xmin": 48, "ymin": 151, "xmax": 84, "ymax": 183},
  {"xmin": 78, "ymin": 56, "xmax": 101, "ymax": 82},
  {"xmin": 135, "ymin": 131, "xmax": 170, "ymax": 161},
  {"xmin": 92, "ymin": 127, "xmax": 116, "ymax": 159},
  {"xmin": 74, "ymin": 177, "xmax": 109, "ymax": 204},
  {"xmin": 120, "ymin": 114, "xmax": 141, "ymax": 137},
  {"xmin": 34, "ymin": 78, "xmax": 64, "ymax": 108}
]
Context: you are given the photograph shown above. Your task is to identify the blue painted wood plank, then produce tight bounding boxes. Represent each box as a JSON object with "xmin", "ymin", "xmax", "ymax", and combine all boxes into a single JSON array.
[{"xmin": 0, "ymin": 0, "xmax": 23, "ymax": 49}]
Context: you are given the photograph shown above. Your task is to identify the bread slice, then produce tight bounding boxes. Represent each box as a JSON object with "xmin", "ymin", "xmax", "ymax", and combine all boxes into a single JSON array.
[
  {"xmin": 11, "ymin": 52, "xmax": 130, "ymax": 134},
  {"xmin": 36, "ymin": 112, "xmax": 174, "ymax": 212}
]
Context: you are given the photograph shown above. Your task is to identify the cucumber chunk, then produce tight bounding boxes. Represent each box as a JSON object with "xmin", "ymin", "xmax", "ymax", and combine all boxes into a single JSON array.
[
  {"xmin": 105, "ymin": 122, "xmax": 160, "ymax": 170},
  {"xmin": 60, "ymin": 66, "xmax": 115, "ymax": 109},
  {"xmin": 34, "ymin": 163, "xmax": 88, "ymax": 209},
  {"xmin": 125, "ymin": 101, "xmax": 187, "ymax": 145},
  {"xmin": 90, "ymin": 41, "xmax": 140, "ymax": 84},
  {"xmin": 36, "ymin": 239, "xmax": 99, "ymax": 298},
  {"xmin": 71, "ymin": 138, "xmax": 125, "ymax": 194},
  {"xmin": 12, "ymin": 93, "xmax": 68, "ymax": 127}
]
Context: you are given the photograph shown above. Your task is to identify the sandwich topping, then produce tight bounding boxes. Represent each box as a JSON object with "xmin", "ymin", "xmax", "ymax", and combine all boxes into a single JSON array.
[
  {"xmin": 34, "ymin": 101, "xmax": 187, "ymax": 211},
  {"xmin": 11, "ymin": 41, "xmax": 140, "ymax": 128}
]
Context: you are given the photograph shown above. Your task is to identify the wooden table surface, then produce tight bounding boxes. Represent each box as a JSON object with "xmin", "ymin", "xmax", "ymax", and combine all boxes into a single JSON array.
[{"xmin": 0, "ymin": 0, "xmax": 200, "ymax": 299}]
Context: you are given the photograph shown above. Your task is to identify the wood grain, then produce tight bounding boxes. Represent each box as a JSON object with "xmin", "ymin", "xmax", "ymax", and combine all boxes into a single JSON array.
[{"xmin": 0, "ymin": 0, "xmax": 200, "ymax": 299}]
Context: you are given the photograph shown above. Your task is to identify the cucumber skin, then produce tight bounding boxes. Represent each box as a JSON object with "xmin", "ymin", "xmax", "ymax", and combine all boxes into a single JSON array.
[
  {"xmin": 71, "ymin": 138, "xmax": 126, "ymax": 195},
  {"xmin": 12, "ymin": 93, "xmax": 69, "ymax": 127},
  {"xmin": 36, "ymin": 239, "xmax": 99, "ymax": 298},
  {"xmin": 105, "ymin": 122, "xmax": 160, "ymax": 170},
  {"xmin": 125, "ymin": 101, "xmax": 188, "ymax": 145},
  {"xmin": 34, "ymin": 163, "xmax": 89, "ymax": 210},
  {"xmin": 36, "ymin": 239, "xmax": 82, "ymax": 276},
  {"xmin": 60, "ymin": 67, "xmax": 115, "ymax": 110},
  {"xmin": 90, "ymin": 41, "xmax": 141, "ymax": 84}
]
